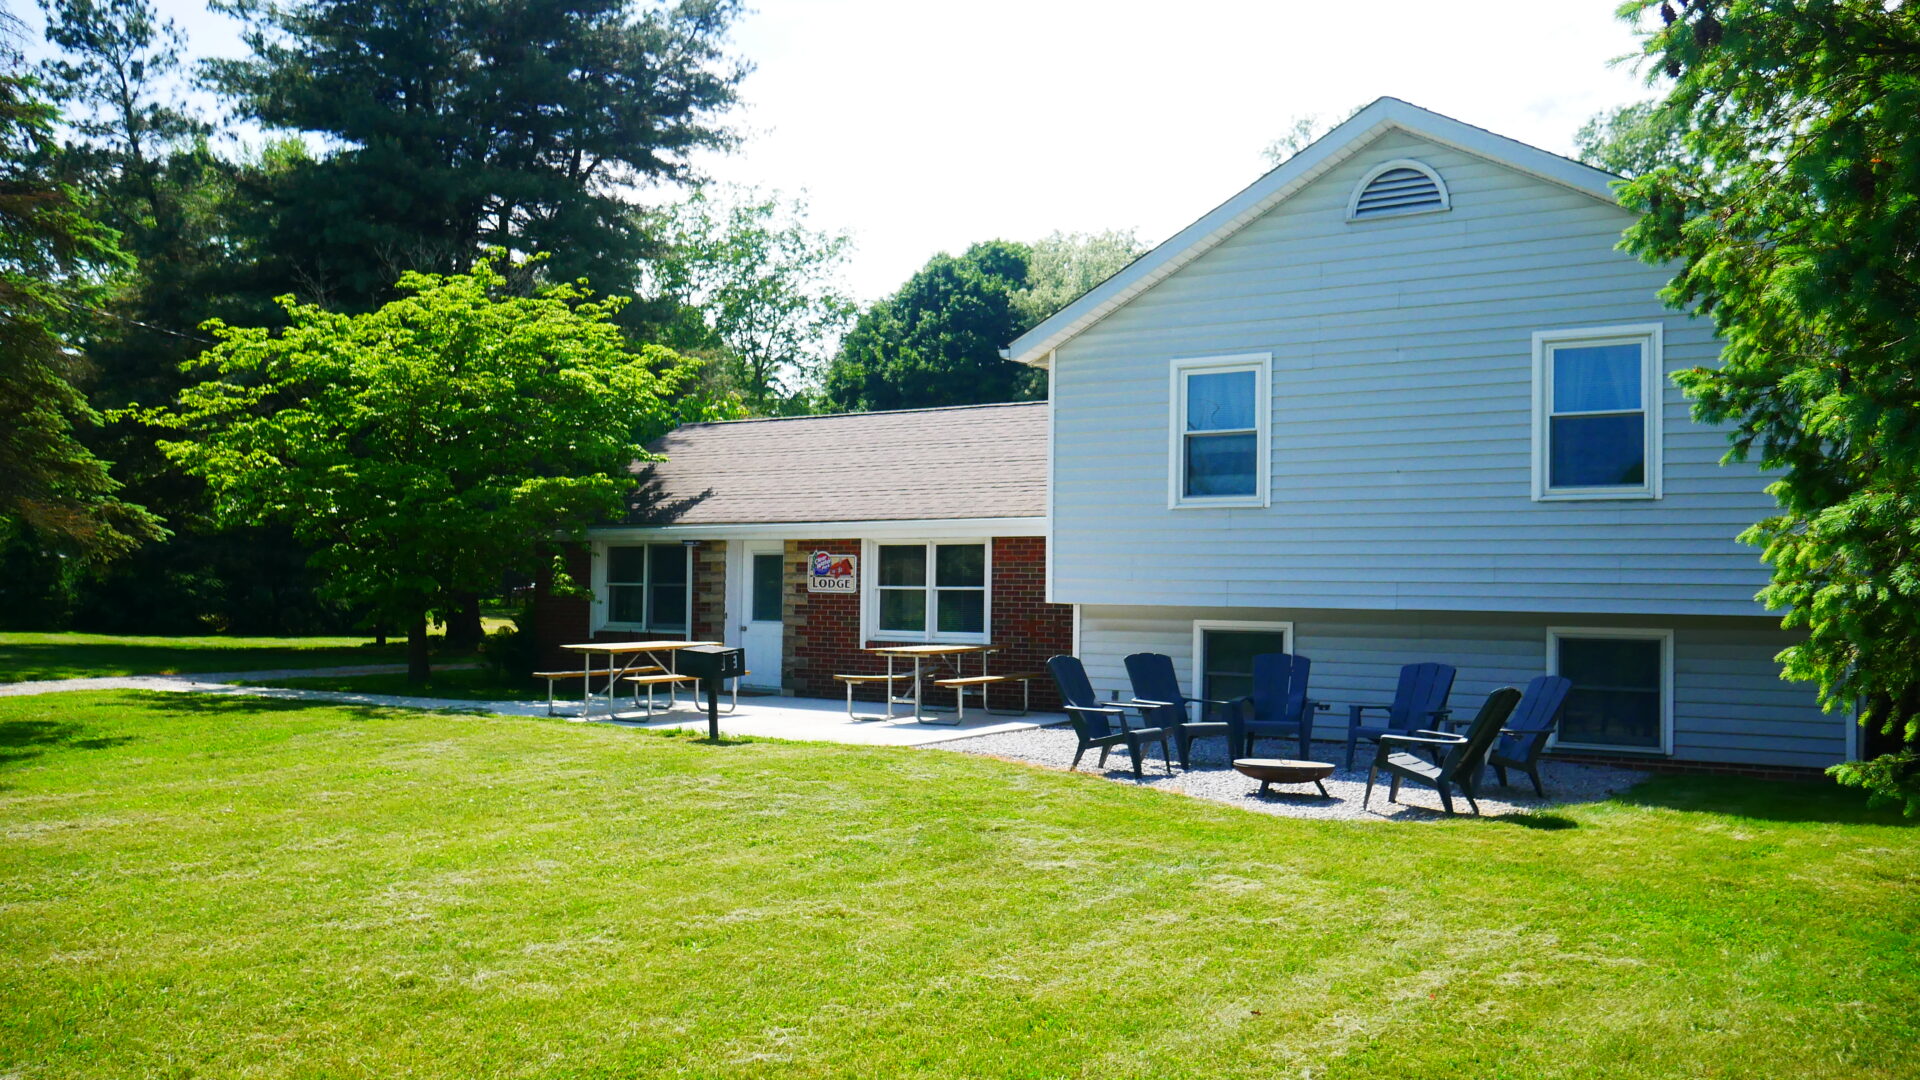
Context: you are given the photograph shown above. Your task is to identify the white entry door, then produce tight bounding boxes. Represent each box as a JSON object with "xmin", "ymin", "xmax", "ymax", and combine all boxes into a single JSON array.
[{"xmin": 740, "ymin": 543, "xmax": 784, "ymax": 689}]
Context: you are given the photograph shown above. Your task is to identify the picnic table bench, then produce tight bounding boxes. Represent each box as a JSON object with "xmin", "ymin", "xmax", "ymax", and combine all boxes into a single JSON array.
[
  {"xmin": 932, "ymin": 671, "xmax": 1045, "ymax": 720},
  {"xmin": 833, "ymin": 671, "xmax": 912, "ymax": 721},
  {"xmin": 534, "ymin": 665, "xmax": 663, "ymax": 716},
  {"xmin": 622, "ymin": 669, "xmax": 754, "ymax": 718}
]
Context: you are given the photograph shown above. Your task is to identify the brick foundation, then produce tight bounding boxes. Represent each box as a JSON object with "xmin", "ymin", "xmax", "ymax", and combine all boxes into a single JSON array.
[{"xmin": 1543, "ymin": 751, "xmax": 1833, "ymax": 783}]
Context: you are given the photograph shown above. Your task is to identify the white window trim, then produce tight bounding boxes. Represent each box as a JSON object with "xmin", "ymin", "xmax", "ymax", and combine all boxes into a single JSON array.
[
  {"xmin": 1345, "ymin": 158, "xmax": 1451, "ymax": 221},
  {"xmin": 1531, "ymin": 323, "xmax": 1665, "ymax": 501},
  {"xmin": 860, "ymin": 539, "xmax": 992, "ymax": 645},
  {"xmin": 1545, "ymin": 626, "xmax": 1674, "ymax": 756},
  {"xmin": 1168, "ymin": 353, "xmax": 1271, "ymax": 510},
  {"xmin": 1191, "ymin": 619, "xmax": 1295, "ymax": 719},
  {"xmin": 593, "ymin": 540, "xmax": 694, "ymax": 635}
]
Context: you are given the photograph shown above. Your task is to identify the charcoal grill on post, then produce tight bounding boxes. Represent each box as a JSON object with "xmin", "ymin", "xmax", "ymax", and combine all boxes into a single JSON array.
[{"xmin": 673, "ymin": 644, "xmax": 746, "ymax": 740}]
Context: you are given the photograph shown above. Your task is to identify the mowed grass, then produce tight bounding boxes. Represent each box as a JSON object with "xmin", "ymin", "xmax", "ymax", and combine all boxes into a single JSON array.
[
  {"xmin": 1, "ymin": 692, "xmax": 1915, "ymax": 1079},
  {"xmin": 0, "ymin": 632, "xmax": 398, "ymax": 682}
]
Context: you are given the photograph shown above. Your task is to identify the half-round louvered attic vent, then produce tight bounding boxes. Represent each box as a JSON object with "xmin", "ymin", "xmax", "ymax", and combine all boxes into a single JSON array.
[{"xmin": 1346, "ymin": 159, "xmax": 1450, "ymax": 221}]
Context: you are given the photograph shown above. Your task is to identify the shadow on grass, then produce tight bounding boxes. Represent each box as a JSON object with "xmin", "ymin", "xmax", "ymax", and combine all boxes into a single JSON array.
[
  {"xmin": 0, "ymin": 720, "xmax": 136, "ymax": 767},
  {"xmin": 1489, "ymin": 811, "xmax": 1579, "ymax": 830},
  {"xmin": 1618, "ymin": 773, "xmax": 1915, "ymax": 826},
  {"xmin": 144, "ymin": 691, "xmax": 418, "ymax": 723}
]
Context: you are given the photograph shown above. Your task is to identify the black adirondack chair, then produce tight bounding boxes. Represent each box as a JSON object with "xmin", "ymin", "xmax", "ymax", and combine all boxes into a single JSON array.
[
  {"xmin": 1124, "ymin": 652, "xmax": 1237, "ymax": 769},
  {"xmin": 1364, "ymin": 686, "xmax": 1521, "ymax": 816},
  {"xmin": 1344, "ymin": 662, "xmax": 1457, "ymax": 769},
  {"xmin": 1047, "ymin": 655, "xmax": 1173, "ymax": 778},
  {"xmin": 1229, "ymin": 653, "xmax": 1320, "ymax": 760},
  {"xmin": 1487, "ymin": 674, "xmax": 1573, "ymax": 797}
]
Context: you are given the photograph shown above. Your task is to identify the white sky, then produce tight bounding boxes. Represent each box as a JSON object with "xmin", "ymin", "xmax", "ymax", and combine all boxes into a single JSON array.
[{"xmin": 30, "ymin": 0, "xmax": 1655, "ymax": 302}]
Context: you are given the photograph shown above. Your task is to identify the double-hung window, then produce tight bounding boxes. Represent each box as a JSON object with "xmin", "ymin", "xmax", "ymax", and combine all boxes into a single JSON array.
[
  {"xmin": 871, "ymin": 541, "xmax": 987, "ymax": 642},
  {"xmin": 1532, "ymin": 325, "xmax": 1663, "ymax": 500},
  {"xmin": 1170, "ymin": 353, "xmax": 1270, "ymax": 508},
  {"xmin": 1547, "ymin": 627, "xmax": 1673, "ymax": 754},
  {"xmin": 604, "ymin": 543, "xmax": 690, "ymax": 634}
]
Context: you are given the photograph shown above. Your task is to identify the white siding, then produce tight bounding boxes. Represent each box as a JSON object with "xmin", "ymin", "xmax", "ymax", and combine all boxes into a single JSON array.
[
  {"xmin": 1077, "ymin": 605, "xmax": 1845, "ymax": 769},
  {"xmin": 1050, "ymin": 129, "xmax": 1775, "ymax": 617}
]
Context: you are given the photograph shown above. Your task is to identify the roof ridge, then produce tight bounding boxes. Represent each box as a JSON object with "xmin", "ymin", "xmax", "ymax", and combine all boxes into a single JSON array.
[{"xmin": 685, "ymin": 399, "xmax": 1045, "ymax": 429}]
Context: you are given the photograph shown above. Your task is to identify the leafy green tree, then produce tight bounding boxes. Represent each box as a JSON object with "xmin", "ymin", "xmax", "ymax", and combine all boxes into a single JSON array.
[
  {"xmin": 1574, "ymin": 99, "xmax": 1690, "ymax": 178},
  {"xmin": 821, "ymin": 240, "xmax": 1034, "ymax": 412},
  {"xmin": 1615, "ymin": 0, "xmax": 1920, "ymax": 811},
  {"xmin": 149, "ymin": 257, "xmax": 703, "ymax": 681},
  {"xmin": 0, "ymin": 65, "xmax": 162, "ymax": 566},
  {"xmin": 1011, "ymin": 229, "xmax": 1143, "ymax": 327},
  {"xmin": 643, "ymin": 186, "xmax": 855, "ymax": 412},
  {"xmin": 207, "ymin": 0, "xmax": 747, "ymax": 309}
]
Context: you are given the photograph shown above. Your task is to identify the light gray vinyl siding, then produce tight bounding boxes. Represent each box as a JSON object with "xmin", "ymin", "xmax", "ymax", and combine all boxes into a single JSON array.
[
  {"xmin": 1077, "ymin": 605, "xmax": 1845, "ymax": 769},
  {"xmin": 1050, "ymin": 128, "xmax": 1777, "ymax": 618}
]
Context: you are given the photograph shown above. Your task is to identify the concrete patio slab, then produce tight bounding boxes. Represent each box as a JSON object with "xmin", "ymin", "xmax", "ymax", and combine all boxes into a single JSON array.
[{"xmin": 2, "ymin": 672, "xmax": 1056, "ymax": 747}]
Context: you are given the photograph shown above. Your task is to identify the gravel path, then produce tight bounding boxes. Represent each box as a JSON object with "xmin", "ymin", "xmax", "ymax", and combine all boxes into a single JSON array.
[{"xmin": 938, "ymin": 724, "xmax": 1648, "ymax": 821}]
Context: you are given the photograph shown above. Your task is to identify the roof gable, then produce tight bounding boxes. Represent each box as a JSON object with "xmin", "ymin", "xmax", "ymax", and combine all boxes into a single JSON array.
[{"xmin": 1001, "ymin": 97, "xmax": 1624, "ymax": 367}]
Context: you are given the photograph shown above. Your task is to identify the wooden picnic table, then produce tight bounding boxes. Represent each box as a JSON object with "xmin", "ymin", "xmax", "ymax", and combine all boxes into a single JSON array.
[
  {"xmin": 558, "ymin": 639, "xmax": 721, "ymax": 720},
  {"xmin": 864, "ymin": 643, "xmax": 998, "ymax": 725}
]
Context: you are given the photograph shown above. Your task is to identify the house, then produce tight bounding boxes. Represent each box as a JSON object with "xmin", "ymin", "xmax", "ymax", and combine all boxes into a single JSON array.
[
  {"xmin": 1000, "ymin": 97, "xmax": 1847, "ymax": 775},
  {"xmin": 530, "ymin": 403, "xmax": 1074, "ymax": 706},
  {"xmin": 534, "ymin": 97, "xmax": 1847, "ymax": 776}
]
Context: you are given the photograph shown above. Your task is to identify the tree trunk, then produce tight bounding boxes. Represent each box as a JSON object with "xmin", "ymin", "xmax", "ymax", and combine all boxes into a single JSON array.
[
  {"xmin": 407, "ymin": 614, "xmax": 431, "ymax": 685},
  {"xmin": 448, "ymin": 593, "xmax": 484, "ymax": 650}
]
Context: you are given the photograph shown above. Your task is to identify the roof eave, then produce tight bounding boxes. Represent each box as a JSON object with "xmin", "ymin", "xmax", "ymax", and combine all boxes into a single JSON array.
[{"xmin": 1003, "ymin": 97, "xmax": 1625, "ymax": 367}]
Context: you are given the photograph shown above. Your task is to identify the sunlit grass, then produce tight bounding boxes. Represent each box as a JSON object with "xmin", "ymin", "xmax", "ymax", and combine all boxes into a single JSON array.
[{"xmin": 1, "ymin": 691, "xmax": 1914, "ymax": 1079}]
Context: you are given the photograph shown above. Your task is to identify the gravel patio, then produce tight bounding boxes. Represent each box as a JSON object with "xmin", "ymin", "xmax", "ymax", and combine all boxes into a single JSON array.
[{"xmin": 939, "ymin": 723, "xmax": 1649, "ymax": 821}]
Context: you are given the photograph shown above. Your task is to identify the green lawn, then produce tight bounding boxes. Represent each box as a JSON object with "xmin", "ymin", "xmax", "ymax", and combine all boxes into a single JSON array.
[
  {"xmin": 2, "ymin": 691, "xmax": 1915, "ymax": 1079},
  {"xmin": 0, "ymin": 624, "xmax": 511, "ymax": 683}
]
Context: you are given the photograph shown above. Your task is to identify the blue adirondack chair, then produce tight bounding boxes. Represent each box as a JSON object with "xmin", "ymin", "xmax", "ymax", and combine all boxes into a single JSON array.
[
  {"xmin": 1047, "ymin": 655, "xmax": 1173, "ymax": 777},
  {"xmin": 1228, "ymin": 653, "xmax": 1321, "ymax": 761},
  {"xmin": 1364, "ymin": 686, "xmax": 1521, "ymax": 816},
  {"xmin": 1124, "ymin": 652, "xmax": 1237, "ymax": 769},
  {"xmin": 1344, "ymin": 662, "xmax": 1456, "ymax": 769},
  {"xmin": 1487, "ymin": 674, "xmax": 1573, "ymax": 796}
]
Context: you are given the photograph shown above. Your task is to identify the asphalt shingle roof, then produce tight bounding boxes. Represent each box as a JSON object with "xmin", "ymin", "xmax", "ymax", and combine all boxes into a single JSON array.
[{"xmin": 622, "ymin": 401, "xmax": 1046, "ymax": 526}]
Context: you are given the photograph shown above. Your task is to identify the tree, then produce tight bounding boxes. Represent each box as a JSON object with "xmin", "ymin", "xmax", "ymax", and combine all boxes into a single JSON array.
[
  {"xmin": 821, "ymin": 240, "xmax": 1033, "ymax": 412},
  {"xmin": 1614, "ymin": 0, "xmax": 1920, "ymax": 811},
  {"xmin": 0, "ymin": 64, "xmax": 163, "ymax": 563},
  {"xmin": 149, "ymin": 257, "xmax": 703, "ymax": 682},
  {"xmin": 1574, "ymin": 99, "xmax": 1690, "ymax": 178},
  {"xmin": 25, "ymin": 0, "xmax": 345, "ymax": 634},
  {"xmin": 1011, "ymin": 229, "xmax": 1143, "ymax": 327},
  {"xmin": 642, "ymin": 186, "xmax": 855, "ymax": 412},
  {"xmin": 206, "ymin": 0, "xmax": 747, "ymax": 310}
]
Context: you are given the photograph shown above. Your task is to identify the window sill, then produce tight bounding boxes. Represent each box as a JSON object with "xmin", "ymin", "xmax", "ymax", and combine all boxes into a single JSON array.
[
  {"xmin": 1532, "ymin": 489, "xmax": 1660, "ymax": 502},
  {"xmin": 1548, "ymin": 740, "xmax": 1668, "ymax": 756},
  {"xmin": 1170, "ymin": 497, "xmax": 1267, "ymax": 510}
]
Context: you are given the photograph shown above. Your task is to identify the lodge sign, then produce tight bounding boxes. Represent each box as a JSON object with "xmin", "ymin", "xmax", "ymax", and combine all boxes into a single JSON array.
[{"xmin": 808, "ymin": 551, "xmax": 858, "ymax": 594}]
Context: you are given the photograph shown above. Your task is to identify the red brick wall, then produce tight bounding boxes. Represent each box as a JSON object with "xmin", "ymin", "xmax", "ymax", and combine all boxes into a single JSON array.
[
  {"xmin": 531, "ymin": 540, "xmax": 725, "ymax": 670},
  {"xmin": 783, "ymin": 539, "xmax": 862, "ymax": 697},
  {"xmin": 785, "ymin": 536, "xmax": 1072, "ymax": 711}
]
